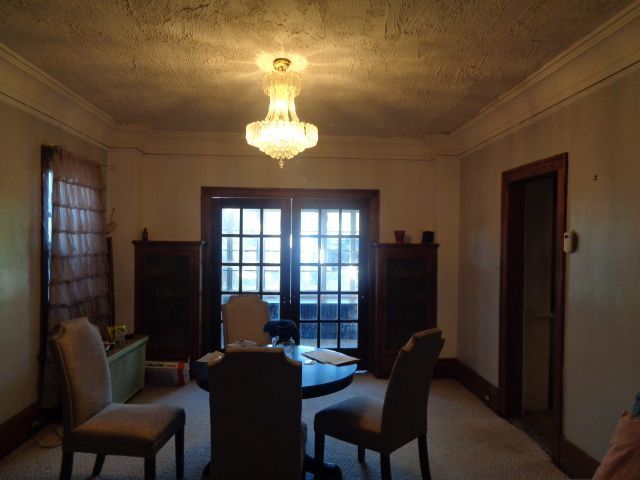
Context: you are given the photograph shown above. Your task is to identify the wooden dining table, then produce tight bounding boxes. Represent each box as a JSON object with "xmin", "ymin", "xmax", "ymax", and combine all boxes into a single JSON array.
[{"xmin": 191, "ymin": 344, "xmax": 358, "ymax": 479}]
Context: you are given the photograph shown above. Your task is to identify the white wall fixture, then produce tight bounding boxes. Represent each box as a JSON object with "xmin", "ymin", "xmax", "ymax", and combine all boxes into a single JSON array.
[
  {"xmin": 246, "ymin": 58, "xmax": 318, "ymax": 168},
  {"xmin": 563, "ymin": 230, "xmax": 578, "ymax": 253}
]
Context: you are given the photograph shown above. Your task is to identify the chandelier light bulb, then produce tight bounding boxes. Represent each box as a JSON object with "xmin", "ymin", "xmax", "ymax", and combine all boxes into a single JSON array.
[{"xmin": 246, "ymin": 58, "xmax": 318, "ymax": 168}]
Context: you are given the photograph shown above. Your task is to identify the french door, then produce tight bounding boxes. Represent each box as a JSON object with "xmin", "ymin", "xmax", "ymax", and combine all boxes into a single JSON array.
[
  {"xmin": 203, "ymin": 188, "xmax": 378, "ymax": 362},
  {"xmin": 216, "ymin": 198, "xmax": 291, "ymax": 322},
  {"xmin": 291, "ymin": 200, "xmax": 363, "ymax": 350}
]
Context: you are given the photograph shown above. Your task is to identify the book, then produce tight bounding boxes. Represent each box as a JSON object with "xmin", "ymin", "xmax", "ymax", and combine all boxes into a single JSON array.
[{"xmin": 302, "ymin": 349, "xmax": 360, "ymax": 366}]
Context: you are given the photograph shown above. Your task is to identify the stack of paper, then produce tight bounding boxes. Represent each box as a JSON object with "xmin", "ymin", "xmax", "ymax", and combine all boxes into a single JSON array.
[
  {"xmin": 197, "ymin": 351, "xmax": 224, "ymax": 364},
  {"xmin": 302, "ymin": 349, "xmax": 360, "ymax": 366},
  {"xmin": 226, "ymin": 340, "xmax": 258, "ymax": 348}
]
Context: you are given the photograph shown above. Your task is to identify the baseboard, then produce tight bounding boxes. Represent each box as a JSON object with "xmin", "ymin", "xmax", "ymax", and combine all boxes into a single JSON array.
[
  {"xmin": 439, "ymin": 358, "xmax": 601, "ymax": 477},
  {"xmin": 434, "ymin": 358, "xmax": 458, "ymax": 378},
  {"xmin": 0, "ymin": 402, "xmax": 55, "ymax": 459},
  {"xmin": 450, "ymin": 359, "xmax": 502, "ymax": 414},
  {"xmin": 558, "ymin": 436, "xmax": 600, "ymax": 478}
]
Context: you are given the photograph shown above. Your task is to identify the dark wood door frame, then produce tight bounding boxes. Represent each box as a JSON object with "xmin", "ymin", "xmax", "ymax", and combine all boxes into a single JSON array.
[
  {"xmin": 499, "ymin": 153, "xmax": 567, "ymax": 460},
  {"xmin": 201, "ymin": 187, "xmax": 380, "ymax": 357}
]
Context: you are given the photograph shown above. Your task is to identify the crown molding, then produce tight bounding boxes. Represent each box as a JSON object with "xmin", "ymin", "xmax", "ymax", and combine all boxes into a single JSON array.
[
  {"xmin": 2, "ymin": 0, "xmax": 639, "ymax": 161},
  {"xmin": 109, "ymin": 124, "xmax": 438, "ymax": 161},
  {"xmin": 454, "ymin": 0, "xmax": 640, "ymax": 156},
  {"xmin": 0, "ymin": 43, "xmax": 114, "ymax": 148},
  {"xmin": 0, "ymin": 44, "xmax": 437, "ymax": 161}
]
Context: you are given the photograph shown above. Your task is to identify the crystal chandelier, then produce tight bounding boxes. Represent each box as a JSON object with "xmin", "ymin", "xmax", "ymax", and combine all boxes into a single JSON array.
[{"xmin": 246, "ymin": 58, "xmax": 318, "ymax": 168}]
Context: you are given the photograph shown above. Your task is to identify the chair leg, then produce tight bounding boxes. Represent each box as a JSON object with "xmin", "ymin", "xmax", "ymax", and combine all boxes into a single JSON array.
[
  {"xmin": 92, "ymin": 454, "xmax": 106, "ymax": 476},
  {"xmin": 380, "ymin": 453, "xmax": 391, "ymax": 480},
  {"xmin": 175, "ymin": 427, "xmax": 184, "ymax": 479},
  {"xmin": 145, "ymin": 457, "xmax": 156, "ymax": 480},
  {"xmin": 59, "ymin": 451, "xmax": 73, "ymax": 480},
  {"xmin": 357, "ymin": 446, "xmax": 365, "ymax": 463},
  {"xmin": 418, "ymin": 434, "xmax": 432, "ymax": 480},
  {"xmin": 314, "ymin": 431, "xmax": 325, "ymax": 480}
]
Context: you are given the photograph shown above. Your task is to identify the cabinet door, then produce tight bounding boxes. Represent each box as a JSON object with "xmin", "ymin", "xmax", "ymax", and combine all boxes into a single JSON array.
[
  {"xmin": 383, "ymin": 251, "xmax": 435, "ymax": 351},
  {"xmin": 135, "ymin": 243, "xmax": 202, "ymax": 360},
  {"xmin": 374, "ymin": 244, "xmax": 437, "ymax": 377}
]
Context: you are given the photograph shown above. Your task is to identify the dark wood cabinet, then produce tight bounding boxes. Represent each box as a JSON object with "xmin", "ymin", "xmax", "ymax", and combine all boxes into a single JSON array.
[
  {"xmin": 370, "ymin": 243, "xmax": 438, "ymax": 377},
  {"xmin": 133, "ymin": 241, "xmax": 204, "ymax": 361}
]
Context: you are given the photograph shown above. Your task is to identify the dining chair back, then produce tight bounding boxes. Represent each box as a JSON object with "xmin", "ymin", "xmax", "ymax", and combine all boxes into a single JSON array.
[
  {"xmin": 313, "ymin": 328, "xmax": 444, "ymax": 480},
  {"xmin": 222, "ymin": 294, "xmax": 272, "ymax": 345},
  {"xmin": 208, "ymin": 347, "xmax": 303, "ymax": 479},
  {"xmin": 53, "ymin": 317, "xmax": 113, "ymax": 430},
  {"xmin": 381, "ymin": 328, "xmax": 445, "ymax": 446},
  {"xmin": 49, "ymin": 317, "xmax": 185, "ymax": 480}
]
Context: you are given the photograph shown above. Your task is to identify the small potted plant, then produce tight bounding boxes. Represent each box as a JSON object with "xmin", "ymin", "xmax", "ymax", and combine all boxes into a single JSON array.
[{"xmin": 263, "ymin": 320, "xmax": 298, "ymax": 354}]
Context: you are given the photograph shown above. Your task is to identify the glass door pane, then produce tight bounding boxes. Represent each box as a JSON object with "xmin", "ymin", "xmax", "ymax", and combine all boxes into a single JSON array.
[
  {"xmin": 292, "ymin": 201, "xmax": 368, "ymax": 354},
  {"xmin": 217, "ymin": 200, "xmax": 290, "ymax": 347}
]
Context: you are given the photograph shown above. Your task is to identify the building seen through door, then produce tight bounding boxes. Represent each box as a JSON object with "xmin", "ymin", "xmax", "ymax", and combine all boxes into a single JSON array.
[{"xmin": 203, "ymin": 188, "xmax": 377, "ymax": 364}]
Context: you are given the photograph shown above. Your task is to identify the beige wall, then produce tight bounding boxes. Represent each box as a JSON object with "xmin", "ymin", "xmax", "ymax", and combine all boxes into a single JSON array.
[
  {"xmin": 457, "ymin": 65, "xmax": 640, "ymax": 459},
  {"xmin": 105, "ymin": 148, "xmax": 143, "ymax": 330},
  {"xmin": 0, "ymin": 101, "xmax": 106, "ymax": 424},
  {"xmin": 109, "ymin": 150, "xmax": 460, "ymax": 358}
]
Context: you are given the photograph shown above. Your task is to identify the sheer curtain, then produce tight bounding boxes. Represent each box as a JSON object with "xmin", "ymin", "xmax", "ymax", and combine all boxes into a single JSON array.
[{"xmin": 41, "ymin": 146, "xmax": 111, "ymax": 406}]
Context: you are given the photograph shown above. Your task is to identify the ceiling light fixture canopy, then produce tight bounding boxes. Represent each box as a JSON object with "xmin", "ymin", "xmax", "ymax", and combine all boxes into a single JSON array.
[{"xmin": 246, "ymin": 58, "xmax": 318, "ymax": 168}]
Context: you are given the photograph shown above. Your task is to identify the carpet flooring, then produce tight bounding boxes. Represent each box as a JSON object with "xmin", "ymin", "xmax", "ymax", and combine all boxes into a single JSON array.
[{"xmin": 0, "ymin": 375, "xmax": 568, "ymax": 479}]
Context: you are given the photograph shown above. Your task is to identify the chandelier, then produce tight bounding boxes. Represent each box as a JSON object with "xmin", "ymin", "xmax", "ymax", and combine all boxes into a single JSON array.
[{"xmin": 246, "ymin": 58, "xmax": 318, "ymax": 168}]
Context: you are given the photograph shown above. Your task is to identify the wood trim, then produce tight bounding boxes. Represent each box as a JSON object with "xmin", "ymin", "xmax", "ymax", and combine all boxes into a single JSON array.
[
  {"xmin": 454, "ymin": 360, "xmax": 502, "ymax": 414},
  {"xmin": 433, "ymin": 358, "xmax": 458, "ymax": 379},
  {"xmin": 132, "ymin": 240, "xmax": 206, "ymax": 246},
  {"xmin": 200, "ymin": 187, "xmax": 380, "ymax": 354},
  {"xmin": 201, "ymin": 186, "xmax": 380, "ymax": 201},
  {"xmin": 558, "ymin": 437, "xmax": 600, "ymax": 478},
  {"xmin": 0, "ymin": 403, "xmax": 56, "ymax": 459},
  {"xmin": 435, "ymin": 358, "xmax": 601, "ymax": 479},
  {"xmin": 499, "ymin": 153, "xmax": 568, "ymax": 461},
  {"xmin": 106, "ymin": 236, "xmax": 115, "ymax": 326},
  {"xmin": 39, "ymin": 146, "xmax": 54, "ymax": 401},
  {"xmin": 432, "ymin": 358, "xmax": 501, "ymax": 414}
]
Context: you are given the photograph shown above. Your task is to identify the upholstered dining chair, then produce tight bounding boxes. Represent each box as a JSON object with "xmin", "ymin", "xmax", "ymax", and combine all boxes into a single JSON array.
[
  {"xmin": 313, "ymin": 328, "xmax": 444, "ymax": 480},
  {"xmin": 208, "ymin": 347, "xmax": 305, "ymax": 479},
  {"xmin": 49, "ymin": 317, "xmax": 185, "ymax": 480},
  {"xmin": 221, "ymin": 294, "xmax": 272, "ymax": 345}
]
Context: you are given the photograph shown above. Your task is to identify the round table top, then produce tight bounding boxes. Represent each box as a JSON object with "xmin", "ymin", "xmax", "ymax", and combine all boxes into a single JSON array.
[{"xmin": 193, "ymin": 345, "xmax": 357, "ymax": 399}]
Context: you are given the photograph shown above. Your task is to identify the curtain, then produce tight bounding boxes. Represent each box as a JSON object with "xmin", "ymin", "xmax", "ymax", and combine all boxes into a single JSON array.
[{"xmin": 41, "ymin": 146, "xmax": 110, "ymax": 406}]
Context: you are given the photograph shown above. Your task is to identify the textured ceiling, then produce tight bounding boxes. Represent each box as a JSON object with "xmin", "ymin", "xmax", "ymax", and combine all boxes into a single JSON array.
[{"xmin": 0, "ymin": 0, "xmax": 632, "ymax": 137}]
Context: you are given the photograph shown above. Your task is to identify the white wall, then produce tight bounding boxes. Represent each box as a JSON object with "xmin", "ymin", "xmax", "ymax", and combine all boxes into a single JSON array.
[
  {"xmin": 108, "ymin": 149, "xmax": 461, "ymax": 358},
  {"xmin": 457, "ymin": 64, "xmax": 640, "ymax": 459},
  {"xmin": 0, "ymin": 101, "xmax": 106, "ymax": 424}
]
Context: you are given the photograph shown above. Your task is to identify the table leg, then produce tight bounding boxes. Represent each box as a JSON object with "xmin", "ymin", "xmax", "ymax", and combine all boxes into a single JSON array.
[
  {"xmin": 204, "ymin": 457, "xmax": 339, "ymax": 479},
  {"xmin": 304, "ymin": 453, "xmax": 342, "ymax": 479}
]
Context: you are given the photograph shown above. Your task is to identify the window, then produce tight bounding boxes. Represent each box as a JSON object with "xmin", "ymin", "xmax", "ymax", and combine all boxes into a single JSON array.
[
  {"xmin": 203, "ymin": 188, "xmax": 378, "ymax": 361},
  {"xmin": 40, "ymin": 145, "xmax": 111, "ymax": 406}
]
